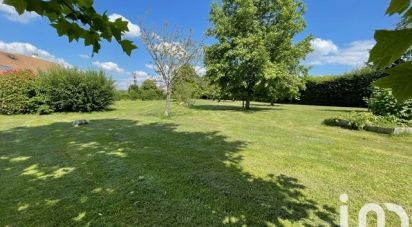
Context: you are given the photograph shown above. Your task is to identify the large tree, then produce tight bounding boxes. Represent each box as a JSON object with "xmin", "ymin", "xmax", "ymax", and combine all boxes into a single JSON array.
[
  {"xmin": 205, "ymin": 0, "xmax": 312, "ymax": 109},
  {"xmin": 3, "ymin": 0, "xmax": 137, "ymax": 55}
]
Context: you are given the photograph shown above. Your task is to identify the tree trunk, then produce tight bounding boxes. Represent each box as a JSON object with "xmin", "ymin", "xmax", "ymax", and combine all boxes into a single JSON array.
[
  {"xmin": 242, "ymin": 100, "xmax": 245, "ymax": 109},
  {"xmin": 270, "ymin": 100, "xmax": 274, "ymax": 106},
  {"xmin": 245, "ymin": 98, "xmax": 250, "ymax": 110},
  {"xmin": 165, "ymin": 88, "xmax": 171, "ymax": 117}
]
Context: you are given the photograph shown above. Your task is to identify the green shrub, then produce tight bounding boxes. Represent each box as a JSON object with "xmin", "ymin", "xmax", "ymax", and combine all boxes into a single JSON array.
[
  {"xmin": 172, "ymin": 66, "xmax": 200, "ymax": 107},
  {"xmin": 114, "ymin": 90, "xmax": 130, "ymax": 101},
  {"xmin": 36, "ymin": 104, "xmax": 53, "ymax": 115},
  {"xmin": 324, "ymin": 112, "xmax": 411, "ymax": 130},
  {"xmin": 128, "ymin": 84, "xmax": 140, "ymax": 100},
  {"xmin": 173, "ymin": 81, "xmax": 197, "ymax": 106},
  {"xmin": 365, "ymin": 88, "xmax": 412, "ymax": 120},
  {"xmin": 300, "ymin": 68, "xmax": 384, "ymax": 107},
  {"xmin": 0, "ymin": 70, "xmax": 38, "ymax": 115},
  {"xmin": 139, "ymin": 79, "xmax": 164, "ymax": 101},
  {"xmin": 140, "ymin": 89, "xmax": 163, "ymax": 101},
  {"xmin": 37, "ymin": 68, "xmax": 115, "ymax": 112}
]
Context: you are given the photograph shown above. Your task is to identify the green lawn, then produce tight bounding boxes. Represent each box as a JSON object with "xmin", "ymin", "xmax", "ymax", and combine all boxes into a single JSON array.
[{"xmin": 0, "ymin": 100, "xmax": 411, "ymax": 226}]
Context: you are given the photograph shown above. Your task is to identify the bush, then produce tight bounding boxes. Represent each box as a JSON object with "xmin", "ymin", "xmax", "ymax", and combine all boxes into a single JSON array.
[
  {"xmin": 300, "ymin": 68, "xmax": 384, "ymax": 107},
  {"xmin": 172, "ymin": 65, "xmax": 201, "ymax": 106},
  {"xmin": 114, "ymin": 90, "xmax": 130, "ymax": 101},
  {"xmin": 36, "ymin": 104, "xmax": 53, "ymax": 115},
  {"xmin": 324, "ymin": 112, "xmax": 411, "ymax": 130},
  {"xmin": 37, "ymin": 68, "xmax": 115, "ymax": 112},
  {"xmin": 366, "ymin": 88, "xmax": 412, "ymax": 120},
  {"xmin": 173, "ymin": 81, "xmax": 197, "ymax": 106},
  {"xmin": 139, "ymin": 79, "xmax": 164, "ymax": 101},
  {"xmin": 0, "ymin": 70, "xmax": 38, "ymax": 114},
  {"xmin": 128, "ymin": 84, "xmax": 140, "ymax": 100},
  {"xmin": 140, "ymin": 89, "xmax": 164, "ymax": 101}
]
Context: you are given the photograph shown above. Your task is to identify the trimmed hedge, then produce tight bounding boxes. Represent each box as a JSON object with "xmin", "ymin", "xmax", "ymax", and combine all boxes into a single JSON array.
[{"xmin": 299, "ymin": 70, "xmax": 384, "ymax": 107}]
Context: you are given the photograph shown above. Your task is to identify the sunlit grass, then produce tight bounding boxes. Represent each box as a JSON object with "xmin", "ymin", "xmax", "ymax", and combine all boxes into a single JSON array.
[{"xmin": 0, "ymin": 100, "xmax": 411, "ymax": 226}]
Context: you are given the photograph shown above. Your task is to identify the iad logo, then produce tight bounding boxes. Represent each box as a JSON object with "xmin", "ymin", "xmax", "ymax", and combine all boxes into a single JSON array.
[{"xmin": 340, "ymin": 194, "xmax": 409, "ymax": 227}]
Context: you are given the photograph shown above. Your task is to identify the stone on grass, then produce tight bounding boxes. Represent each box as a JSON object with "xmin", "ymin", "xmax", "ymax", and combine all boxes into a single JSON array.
[{"xmin": 73, "ymin": 120, "xmax": 90, "ymax": 127}]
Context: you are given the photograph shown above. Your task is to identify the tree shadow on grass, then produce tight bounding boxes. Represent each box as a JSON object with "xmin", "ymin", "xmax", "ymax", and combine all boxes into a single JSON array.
[
  {"xmin": 0, "ymin": 119, "xmax": 337, "ymax": 226},
  {"xmin": 191, "ymin": 104, "xmax": 279, "ymax": 112},
  {"xmin": 320, "ymin": 109, "xmax": 367, "ymax": 114}
]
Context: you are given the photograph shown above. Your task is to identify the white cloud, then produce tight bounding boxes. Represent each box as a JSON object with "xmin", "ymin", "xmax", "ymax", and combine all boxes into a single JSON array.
[
  {"xmin": 0, "ymin": 0, "xmax": 39, "ymax": 23},
  {"xmin": 133, "ymin": 70, "xmax": 150, "ymax": 78},
  {"xmin": 132, "ymin": 70, "xmax": 153, "ymax": 82},
  {"xmin": 79, "ymin": 54, "xmax": 90, "ymax": 59},
  {"xmin": 305, "ymin": 38, "xmax": 375, "ymax": 67},
  {"xmin": 93, "ymin": 61, "xmax": 125, "ymax": 73},
  {"xmin": 145, "ymin": 64, "xmax": 156, "ymax": 70},
  {"xmin": 108, "ymin": 13, "xmax": 141, "ymax": 38},
  {"xmin": 0, "ymin": 40, "xmax": 71, "ymax": 67}
]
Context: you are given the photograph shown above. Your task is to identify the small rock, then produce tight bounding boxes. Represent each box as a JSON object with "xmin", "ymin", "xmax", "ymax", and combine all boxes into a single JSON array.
[{"xmin": 73, "ymin": 120, "xmax": 90, "ymax": 127}]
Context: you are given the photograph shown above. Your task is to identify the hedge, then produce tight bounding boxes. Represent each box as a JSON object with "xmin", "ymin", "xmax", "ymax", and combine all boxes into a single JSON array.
[
  {"xmin": 299, "ymin": 70, "xmax": 384, "ymax": 107},
  {"xmin": 37, "ymin": 68, "xmax": 115, "ymax": 112},
  {"xmin": 0, "ymin": 70, "xmax": 38, "ymax": 114},
  {"xmin": 0, "ymin": 68, "xmax": 115, "ymax": 115}
]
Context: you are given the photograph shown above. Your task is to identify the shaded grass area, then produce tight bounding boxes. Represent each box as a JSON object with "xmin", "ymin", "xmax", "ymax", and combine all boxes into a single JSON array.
[{"xmin": 0, "ymin": 100, "xmax": 411, "ymax": 226}]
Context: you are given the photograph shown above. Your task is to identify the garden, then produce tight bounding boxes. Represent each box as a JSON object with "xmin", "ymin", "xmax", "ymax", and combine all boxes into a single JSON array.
[{"xmin": 0, "ymin": 0, "xmax": 411, "ymax": 226}]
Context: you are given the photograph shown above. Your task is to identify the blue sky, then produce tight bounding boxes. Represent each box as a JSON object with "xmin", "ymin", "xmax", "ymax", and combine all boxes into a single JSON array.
[{"xmin": 0, "ymin": 0, "xmax": 400, "ymax": 89}]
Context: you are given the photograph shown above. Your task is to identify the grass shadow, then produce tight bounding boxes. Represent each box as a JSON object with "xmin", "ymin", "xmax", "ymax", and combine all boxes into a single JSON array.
[
  {"xmin": 320, "ymin": 109, "xmax": 367, "ymax": 113},
  {"xmin": 0, "ymin": 119, "xmax": 337, "ymax": 226},
  {"xmin": 191, "ymin": 104, "xmax": 278, "ymax": 112}
]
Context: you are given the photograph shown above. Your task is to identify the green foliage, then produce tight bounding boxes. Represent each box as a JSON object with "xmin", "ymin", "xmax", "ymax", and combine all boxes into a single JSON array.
[
  {"xmin": 300, "ymin": 68, "xmax": 384, "ymax": 107},
  {"xmin": 324, "ymin": 112, "xmax": 411, "ymax": 130},
  {"xmin": 114, "ymin": 90, "xmax": 131, "ymax": 101},
  {"xmin": 1, "ymin": 100, "xmax": 410, "ymax": 226},
  {"xmin": 128, "ymin": 84, "xmax": 140, "ymax": 101},
  {"xmin": 139, "ymin": 79, "xmax": 164, "ymax": 101},
  {"xmin": 205, "ymin": 0, "xmax": 312, "ymax": 109},
  {"xmin": 172, "ymin": 65, "xmax": 201, "ymax": 106},
  {"xmin": 37, "ymin": 68, "xmax": 115, "ymax": 112},
  {"xmin": 198, "ymin": 76, "xmax": 220, "ymax": 100},
  {"xmin": 255, "ymin": 67, "xmax": 306, "ymax": 104},
  {"xmin": 36, "ymin": 104, "xmax": 53, "ymax": 115},
  {"xmin": 387, "ymin": 0, "xmax": 412, "ymax": 16},
  {"xmin": 3, "ymin": 0, "xmax": 137, "ymax": 55},
  {"xmin": 369, "ymin": 0, "xmax": 412, "ymax": 101},
  {"xmin": 0, "ymin": 70, "xmax": 38, "ymax": 114},
  {"xmin": 374, "ymin": 61, "xmax": 412, "ymax": 100},
  {"xmin": 366, "ymin": 88, "xmax": 412, "ymax": 120}
]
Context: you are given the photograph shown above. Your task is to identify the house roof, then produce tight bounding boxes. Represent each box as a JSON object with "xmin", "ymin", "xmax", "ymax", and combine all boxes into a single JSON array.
[{"xmin": 0, "ymin": 51, "xmax": 57, "ymax": 73}]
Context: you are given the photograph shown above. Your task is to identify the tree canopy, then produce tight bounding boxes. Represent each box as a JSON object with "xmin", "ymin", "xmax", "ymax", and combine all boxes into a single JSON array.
[
  {"xmin": 3, "ymin": 0, "xmax": 137, "ymax": 55},
  {"xmin": 205, "ymin": 0, "xmax": 312, "ymax": 109}
]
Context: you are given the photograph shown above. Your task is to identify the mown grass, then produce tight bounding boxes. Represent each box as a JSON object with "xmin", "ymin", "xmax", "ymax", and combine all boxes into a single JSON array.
[{"xmin": 0, "ymin": 100, "xmax": 411, "ymax": 226}]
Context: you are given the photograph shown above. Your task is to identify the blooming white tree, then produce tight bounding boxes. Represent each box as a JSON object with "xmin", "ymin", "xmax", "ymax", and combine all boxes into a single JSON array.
[{"xmin": 140, "ymin": 24, "xmax": 201, "ymax": 116}]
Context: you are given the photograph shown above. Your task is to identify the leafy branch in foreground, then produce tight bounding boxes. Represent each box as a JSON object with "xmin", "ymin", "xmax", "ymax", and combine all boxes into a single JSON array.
[
  {"xmin": 369, "ymin": 0, "xmax": 412, "ymax": 101},
  {"xmin": 3, "ymin": 0, "xmax": 137, "ymax": 55}
]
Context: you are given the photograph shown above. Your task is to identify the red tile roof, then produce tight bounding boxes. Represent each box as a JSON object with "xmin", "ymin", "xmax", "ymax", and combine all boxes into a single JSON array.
[{"xmin": 0, "ymin": 51, "xmax": 57, "ymax": 73}]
